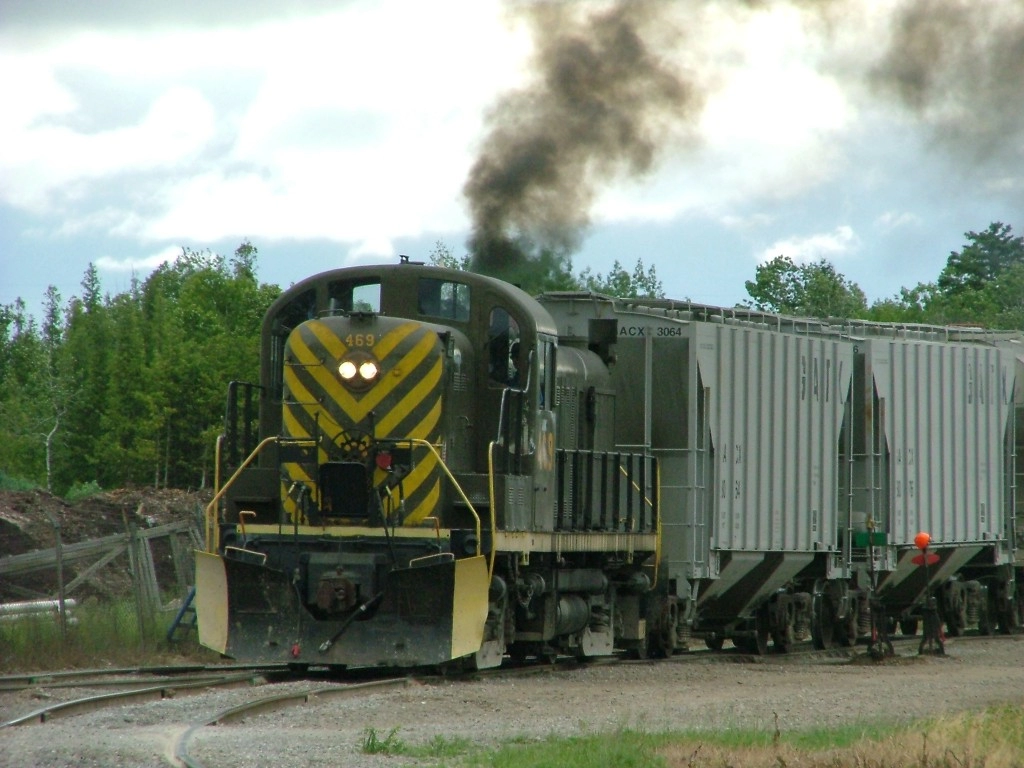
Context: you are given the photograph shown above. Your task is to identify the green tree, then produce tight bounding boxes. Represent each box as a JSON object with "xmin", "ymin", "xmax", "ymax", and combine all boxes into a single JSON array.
[
  {"xmin": 53, "ymin": 265, "xmax": 111, "ymax": 492},
  {"xmin": 744, "ymin": 256, "xmax": 867, "ymax": 318},
  {"xmin": 0, "ymin": 299, "xmax": 47, "ymax": 485},
  {"xmin": 582, "ymin": 257, "xmax": 665, "ymax": 298},
  {"xmin": 920, "ymin": 223, "xmax": 1024, "ymax": 328},
  {"xmin": 937, "ymin": 222, "xmax": 1024, "ymax": 298},
  {"xmin": 97, "ymin": 282, "xmax": 159, "ymax": 486},
  {"xmin": 139, "ymin": 243, "xmax": 278, "ymax": 488},
  {"xmin": 431, "ymin": 241, "xmax": 664, "ymax": 298},
  {"xmin": 427, "ymin": 240, "xmax": 471, "ymax": 270}
]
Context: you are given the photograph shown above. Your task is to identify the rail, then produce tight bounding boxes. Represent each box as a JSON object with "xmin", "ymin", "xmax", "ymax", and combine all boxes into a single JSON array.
[
  {"xmin": 1, "ymin": 671, "xmax": 266, "ymax": 727},
  {"xmin": 173, "ymin": 678, "xmax": 409, "ymax": 768}
]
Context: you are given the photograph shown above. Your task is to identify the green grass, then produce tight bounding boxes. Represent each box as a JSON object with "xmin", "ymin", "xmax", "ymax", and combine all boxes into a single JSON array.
[
  {"xmin": 0, "ymin": 597, "xmax": 219, "ymax": 672},
  {"xmin": 63, "ymin": 479, "xmax": 103, "ymax": 502},
  {"xmin": 0, "ymin": 471, "xmax": 38, "ymax": 491},
  {"xmin": 361, "ymin": 728, "xmax": 475, "ymax": 760},
  {"xmin": 356, "ymin": 706, "xmax": 1024, "ymax": 768}
]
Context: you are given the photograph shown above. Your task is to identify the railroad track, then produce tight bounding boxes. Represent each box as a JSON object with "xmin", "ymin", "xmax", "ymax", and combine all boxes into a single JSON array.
[
  {"xmin": 0, "ymin": 630, "xmax": 1008, "ymax": 766},
  {"xmin": 0, "ymin": 663, "xmax": 290, "ymax": 693},
  {"xmin": 0, "ymin": 669, "xmax": 279, "ymax": 727},
  {"xmin": 172, "ymin": 677, "xmax": 410, "ymax": 768}
]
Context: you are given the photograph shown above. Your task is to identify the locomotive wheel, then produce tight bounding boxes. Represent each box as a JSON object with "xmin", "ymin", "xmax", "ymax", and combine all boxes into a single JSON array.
[{"xmin": 811, "ymin": 580, "xmax": 835, "ymax": 650}]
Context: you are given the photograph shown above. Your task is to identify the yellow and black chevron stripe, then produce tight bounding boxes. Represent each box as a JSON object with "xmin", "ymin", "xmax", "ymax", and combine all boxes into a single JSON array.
[{"xmin": 280, "ymin": 317, "xmax": 445, "ymax": 526}]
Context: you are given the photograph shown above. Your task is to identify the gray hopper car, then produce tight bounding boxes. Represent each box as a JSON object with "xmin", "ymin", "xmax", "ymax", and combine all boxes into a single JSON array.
[{"xmin": 539, "ymin": 292, "xmax": 1024, "ymax": 653}]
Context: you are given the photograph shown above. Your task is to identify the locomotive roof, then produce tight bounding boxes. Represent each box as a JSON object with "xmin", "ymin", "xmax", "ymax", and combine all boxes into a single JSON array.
[{"xmin": 268, "ymin": 261, "xmax": 559, "ymax": 336}]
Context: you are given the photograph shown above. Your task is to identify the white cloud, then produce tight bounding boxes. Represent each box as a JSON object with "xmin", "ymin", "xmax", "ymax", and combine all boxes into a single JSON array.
[
  {"xmin": 759, "ymin": 225, "xmax": 861, "ymax": 265},
  {"xmin": 0, "ymin": 85, "xmax": 216, "ymax": 211},
  {"xmin": 875, "ymin": 211, "xmax": 921, "ymax": 232},
  {"xmin": 95, "ymin": 245, "xmax": 179, "ymax": 273},
  {"xmin": 0, "ymin": 0, "xmax": 530, "ymax": 250}
]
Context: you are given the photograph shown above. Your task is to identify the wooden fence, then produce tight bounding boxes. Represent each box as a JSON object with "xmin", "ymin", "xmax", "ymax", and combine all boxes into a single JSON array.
[{"xmin": 0, "ymin": 512, "xmax": 203, "ymax": 640}]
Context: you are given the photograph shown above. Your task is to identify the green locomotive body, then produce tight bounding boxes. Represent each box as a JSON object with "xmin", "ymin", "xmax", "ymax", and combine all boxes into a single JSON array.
[{"xmin": 195, "ymin": 261, "xmax": 659, "ymax": 668}]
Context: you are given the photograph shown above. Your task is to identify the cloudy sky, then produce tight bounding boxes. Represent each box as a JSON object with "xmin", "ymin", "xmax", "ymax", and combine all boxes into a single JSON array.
[{"xmin": 2, "ymin": 0, "xmax": 1022, "ymax": 317}]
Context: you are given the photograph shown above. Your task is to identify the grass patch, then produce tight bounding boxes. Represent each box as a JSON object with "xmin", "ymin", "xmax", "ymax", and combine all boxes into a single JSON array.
[
  {"xmin": 0, "ymin": 597, "xmax": 220, "ymax": 673},
  {"xmin": 362, "ymin": 727, "xmax": 407, "ymax": 755},
  {"xmin": 409, "ymin": 707, "xmax": 1024, "ymax": 768},
  {"xmin": 0, "ymin": 471, "xmax": 37, "ymax": 491},
  {"xmin": 458, "ymin": 730, "xmax": 676, "ymax": 768},
  {"xmin": 63, "ymin": 479, "xmax": 102, "ymax": 502}
]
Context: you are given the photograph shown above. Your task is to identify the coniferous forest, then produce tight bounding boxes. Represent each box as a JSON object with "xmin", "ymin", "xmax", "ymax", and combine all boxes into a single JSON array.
[{"xmin": 2, "ymin": 223, "xmax": 1022, "ymax": 495}]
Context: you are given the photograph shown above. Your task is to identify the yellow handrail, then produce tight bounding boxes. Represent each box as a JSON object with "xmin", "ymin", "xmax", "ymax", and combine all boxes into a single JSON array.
[
  {"xmin": 203, "ymin": 436, "xmax": 316, "ymax": 553},
  {"xmin": 405, "ymin": 438, "xmax": 486, "ymax": 566},
  {"xmin": 487, "ymin": 441, "xmax": 499, "ymax": 580},
  {"xmin": 214, "ymin": 434, "xmax": 224, "ymax": 497},
  {"xmin": 206, "ymin": 435, "xmax": 490, "ymax": 573}
]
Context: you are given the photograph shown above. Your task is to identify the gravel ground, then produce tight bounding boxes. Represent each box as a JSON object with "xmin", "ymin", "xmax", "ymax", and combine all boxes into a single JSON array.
[{"xmin": 3, "ymin": 636, "xmax": 1024, "ymax": 768}]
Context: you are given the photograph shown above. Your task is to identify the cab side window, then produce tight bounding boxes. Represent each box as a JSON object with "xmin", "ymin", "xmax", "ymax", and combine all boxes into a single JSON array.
[
  {"xmin": 487, "ymin": 307, "xmax": 520, "ymax": 386},
  {"xmin": 327, "ymin": 279, "xmax": 381, "ymax": 314},
  {"xmin": 418, "ymin": 278, "xmax": 470, "ymax": 321}
]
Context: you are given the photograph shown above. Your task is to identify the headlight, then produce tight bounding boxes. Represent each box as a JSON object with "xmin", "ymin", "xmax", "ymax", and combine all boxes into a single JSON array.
[
  {"xmin": 338, "ymin": 360, "xmax": 358, "ymax": 380},
  {"xmin": 337, "ymin": 352, "xmax": 380, "ymax": 389}
]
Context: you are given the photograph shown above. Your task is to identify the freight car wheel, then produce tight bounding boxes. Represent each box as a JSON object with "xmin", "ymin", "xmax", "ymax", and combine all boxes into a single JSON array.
[
  {"xmin": 997, "ymin": 597, "xmax": 1023, "ymax": 635},
  {"xmin": 754, "ymin": 605, "xmax": 770, "ymax": 655},
  {"xmin": 899, "ymin": 618, "xmax": 919, "ymax": 636},
  {"xmin": 771, "ymin": 605, "xmax": 796, "ymax": 654},
  {"xmin": 651, "ymin": 599, "xmax": 679, "ymax": 658},
  {"xmin": 810, "ymin": 580, "xmax": 835, "ymax": 650},
  {"xmin": 704, "ymin": 636, "xmax": 725, "ymax": 651},
  {"xmin": 838, "ymin": 599, "xmax": 858, "ymax": 647}
]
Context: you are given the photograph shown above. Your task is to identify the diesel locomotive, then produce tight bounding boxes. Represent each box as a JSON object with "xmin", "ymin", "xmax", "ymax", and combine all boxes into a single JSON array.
[
  {"xmin": 196, "ymin": 259, "xmax": 658, "ymax": 668},
  {"xmin": 195, "ymin": 259, "xmax": 1024, "ymax": 666}
]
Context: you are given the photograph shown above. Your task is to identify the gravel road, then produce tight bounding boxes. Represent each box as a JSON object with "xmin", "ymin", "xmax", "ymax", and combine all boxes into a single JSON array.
[{"xmin": 3, "ymin": 635, "xmax": 1023, "ymax": 768}]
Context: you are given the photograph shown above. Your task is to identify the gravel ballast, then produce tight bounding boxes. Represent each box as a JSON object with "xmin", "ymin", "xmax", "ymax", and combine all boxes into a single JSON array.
[{"xmin": 3, "ymin": 636, "xmax": 1024, "ymax": 768}]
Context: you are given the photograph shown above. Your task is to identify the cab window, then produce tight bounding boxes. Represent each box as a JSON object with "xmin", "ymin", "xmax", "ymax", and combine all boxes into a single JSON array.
[
  {"xmin": 487, "ymin": 308, "xmax": 520, "ymax": 386},
  {"xmin": 418, "ymin": 278, "xmax": 470, "ymax": 321},
  {"xmin": 327, "ymin": 279, "xmax": 381, "ymax": 314},
  {"xmin": 538, "ymin": 338, "xmax": 555, "ymax": 409}
]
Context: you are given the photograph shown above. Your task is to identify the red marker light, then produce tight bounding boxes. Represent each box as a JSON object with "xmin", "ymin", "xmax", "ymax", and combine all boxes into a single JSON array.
[{"xmin": 376, "ymin": 452, "xmax": 393, "ymax": 471}]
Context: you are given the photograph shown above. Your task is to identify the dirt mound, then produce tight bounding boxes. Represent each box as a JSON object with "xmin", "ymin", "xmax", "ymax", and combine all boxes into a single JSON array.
[
  {"xmin": 0, "ymin": 488, "xmax": 209, "ymax": 556},
  {"xmin": 0, "ymin": 488, "xmax": 211, "ymax": 600}
]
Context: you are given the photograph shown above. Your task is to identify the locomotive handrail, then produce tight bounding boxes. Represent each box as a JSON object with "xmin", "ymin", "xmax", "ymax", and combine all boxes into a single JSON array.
[
  {"xmin": 495, "ymin": 350, "xmax": 533, "ymax": 444},
  {"xmin": 487, "ymin": 441, "xmax": 498, "ymax": 580},
  {"xmin": 214, "ymin": 434, "xmax": 224, "ymax": 497},
  {"xmin": 206, "ymin": 435, "xmax": 485, "ymax": 562},
  {"xmin": 203, "ymin": 436, "xmax": 316, "ymax": 553},
  {"xmin": 404, "ymin": 438, "xmax": 487, "ymax": 565}
]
